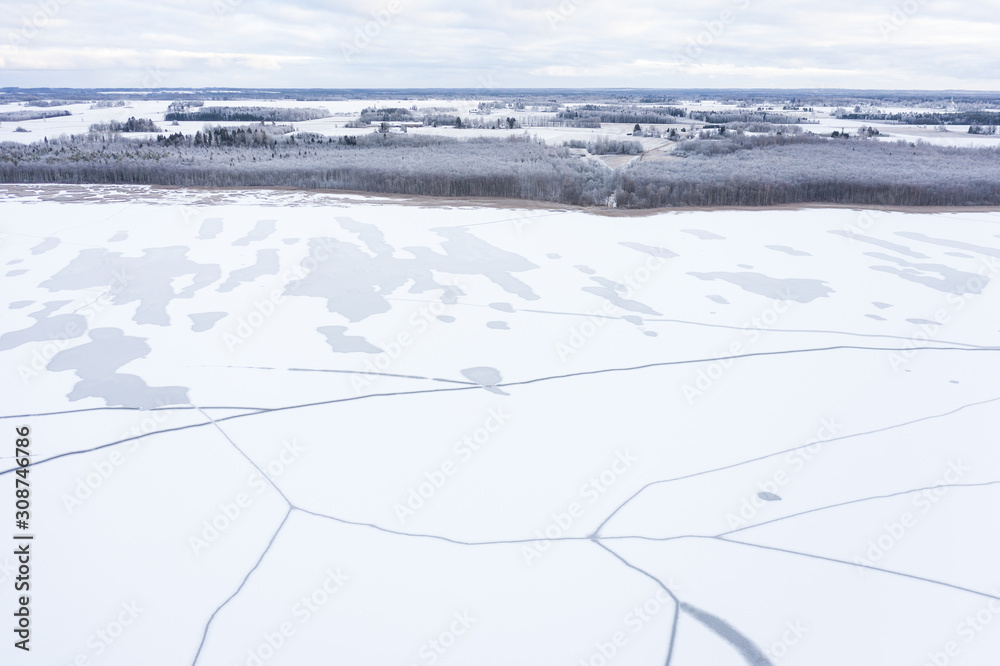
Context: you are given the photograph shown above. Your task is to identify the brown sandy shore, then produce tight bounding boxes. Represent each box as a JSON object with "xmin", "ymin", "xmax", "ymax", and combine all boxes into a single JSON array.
[{"xmin": 2, "ymin": 183, "xmax": 1000, "ymax": 217}]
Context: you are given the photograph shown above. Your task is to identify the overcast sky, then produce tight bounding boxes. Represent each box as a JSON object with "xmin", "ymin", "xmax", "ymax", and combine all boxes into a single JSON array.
[{"xmin": 2, "ymin": 0, "xmax": 999, "ymax": 90}]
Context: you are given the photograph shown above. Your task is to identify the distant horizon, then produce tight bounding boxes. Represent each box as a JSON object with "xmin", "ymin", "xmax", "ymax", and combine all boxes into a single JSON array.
[{"xmin": 3, "ymin": 86, "xmax": 999, "ymax": 96}]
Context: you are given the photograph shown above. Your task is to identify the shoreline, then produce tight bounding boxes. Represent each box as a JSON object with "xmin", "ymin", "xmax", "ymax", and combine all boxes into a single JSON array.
[{"xmin": 2, "ymin": 182, "xmax": 1000, "ymax": 216}]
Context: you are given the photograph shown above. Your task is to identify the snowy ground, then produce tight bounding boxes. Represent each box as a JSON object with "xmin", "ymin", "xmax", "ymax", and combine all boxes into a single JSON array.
[
  {"xmin": 1, "ymin": 186, "xmax": 1000, "ymax": 665},
  {"xmin": 4, "ymin": 97, "xmax": 997, "ymax": 150}
]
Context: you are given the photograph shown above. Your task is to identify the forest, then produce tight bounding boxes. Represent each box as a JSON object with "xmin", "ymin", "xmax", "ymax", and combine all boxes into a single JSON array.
[
  {"xmin": 89, "ymin": 117, "xmax": 161, "ymax": 133},
  {"xmin": 836, "ymin": 110, "xmax": 1000, "ymax": 125},
  {"xmin": 564, "ymin": 137, "xmax": 643, "ymax": 155},
  {"xmin": 687, "ymin": 110, "xmax": 808, "ymax": 124},
  {"xmin": 1, "ymin": 127, "xmax": 999, "ymax": 209},
  {"xmin": 556, "ymin": 105, "xmax": 687, "ymax": 126},
  {"xmin": 163, "ymin": 106, "xmax": 330, "ymax": 122},
  {"xmin": 616, "ymin": 135, "xmax": 1000, "ymax": 207},
  {"xmin": 0, "ymin": 109, "xmax": 72, "ymax": 122},
  {"xmin": 91, "ymin": 100, "xmax": 127, "ymax": 109},
  {"xmin": 0, "ymin": 132, "xmax": 614, "ymax": 206}
]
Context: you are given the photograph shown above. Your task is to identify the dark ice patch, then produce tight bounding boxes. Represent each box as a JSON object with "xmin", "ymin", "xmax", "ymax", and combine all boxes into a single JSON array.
[
  {"xmin": 233, "ymin": 219, "xmax": 276, "ymax": 246},
  {"xmin": 689, "ymin": 272, "xmax": 832, "ymax": 303},
  {"xmin": 318, "ymin": 325, "xmax": 382, "ymax": 353},
  {"xmin": 189, "ymin": 312, "xmax": 226, "ymax": 332},
  {"xmin": 46, "ymin": 328, "xmax": 189, "ymax": 408}
]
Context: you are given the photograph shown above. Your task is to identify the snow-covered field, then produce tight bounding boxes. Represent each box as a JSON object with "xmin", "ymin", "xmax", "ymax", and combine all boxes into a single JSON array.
[{"xmin": 1, "ymin": 185, "xmax": 1000, "ymax": 666}]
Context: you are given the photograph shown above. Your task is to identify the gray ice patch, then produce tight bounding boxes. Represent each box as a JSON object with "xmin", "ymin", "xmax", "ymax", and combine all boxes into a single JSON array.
[
  {"xmin": 0, "ymin": 301, "xmax": 87, "ymax": 351},
  {"xmin": 30, "ymin": 237, "xmax": 60, "ymax": 255},
  {"xmin": 688, "ymin": 272, "xmax": 832, "ymax": 303},
  {"xmin": 338, "ymin": 217, "xmax": 394, "ymax": 254},
  {"xmin": 737, "ymin": 264, "xmax": 753, "ymax": 270},
  {"xmin": 828, "ymin": 230, "xmax": 929, "ymax": 258},
  {"xmin": 873, "ymin": 302, "xmax": 893, "ymax": 309},
  {"xmin": 575, "ymin": 265, "xmax": 597, "ymax": 275},
  {"xmin": 218, "ymin": 249, "xmax": 279, "ymax": 293},
  {"xmin": 318, "ymin": 326, "xmax": 382, "ymax": 353},
  {"xmin": 189, "ymin": 312, "xmax": 226, "ymax": 332},
  {"xmin": 6, "ymin": 269, "xmax": 27, "ymax": 277},
  {"xmin": 707, "ymin": 294, "xmax": 729, "ymax": 305},
  {"xmin": 946, "ymin": 252, "xmax": 974, "ymax": 259},
  {"xmin": 583, "ymin": 286, "xmax": 661, "ymax": 316},
  {"xmin": 290, "ymin": 228, "xmax": 539, "ymax": 321},
  {"xmin": 546, "ymin": 253, "xmax": 561, "ymax": 259},
  {"xmin": 440, "ymin": 285, "xmax": 461, "ymax": 305},
  {"xmin": 7, "ymin": 259, "xmax": 23, "ymax": 265},
  {"xmin": 489, "ymin": 302, "xmax": 515, "ymax": 313},
  {"xmin": 591, "ymin": 276, "xmax": 627, "ymax": 292},
  {"xmin": 486, "ymin": 321, "xmax": 510, "ymax": 330},
  {"xmin": 41, "ymin": 247, "xmax": 221, "ymax": 326},
  {"xmin": 622, "ymin": 315, "xmax": 643, "ymax": 325},
  {"xmin": 41, "ymin": 301, "xmax": 71, "ymax": 313},
  {"xmin": 896, "ymin": 232, "xmax": 1000, "ymax": 258},
  {"xmin": 619, "ymin": 242, "xmax": 678, "ymax": 259},
  {"xmin": 866, "ymin": 314, "xmax": 887, "ymax": 321},
  {"xmin": 46, "ymin": 328, "xmax": 189, "ymax": 408},
  {"xmin": 461, "ymin": 366, "xmax": 509, "ymax": 395},
  {"xmin": 681, "ymin": 229, "xmax": 725, "ymax": 240},
  {"xmin": 282, "ymin": 238, "xmax": 300, "ymax": 245},
  {"xmin": 766, "ymin": 245, "xmax": 811, "ymax": 257},
  {"xmin": 233, "ymin": 219, "xmax": 276, "ymax": 246},
  {"xmin": 289, "ymin": 237, "xmax": 449, "ymax": 321},
  {"xmin": 198, "ymin": 218, "xmax": 223, "ymax": 240},
  {"xmin": 866, "ymin": 252, "xmax": 987, "ymax": 295},
  {"xmin": 437, "ymin": 315, "xmax": 456, "ymax": 323},
  {"xmin": 757, "ymin": 492, "xmax": 782, "ymax": 502},
  {"xmin": 643, "ymin": 330, "xmax": 658, "ymax": 337},
  {"xmin": 9, "ymin": 301, "xmax": 33, "ymax": 309},
  {"xmin": 907, "ymin": 318, "xmax": 941, "ymax": 326},
  {"xmin": 108, "ymin": 231, "xmax": 128, "ymax": 242},
  {"xmin": 408, "ymin": 227, "xmax": 540, "ymax": 301}
]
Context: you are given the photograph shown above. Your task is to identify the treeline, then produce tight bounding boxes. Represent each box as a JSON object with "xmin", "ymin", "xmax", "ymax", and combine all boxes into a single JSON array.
[
  {"xmin": 675, "ymin": 132, "xmax": 818, "ymax": 156},
  {"xmin": 688, "ymin": 110, "xmax": 804, "ymax": 124},
  {"xmin": 159, "ymin": 124, "xmax": 294, "ymax": 147},
  {"xmin": 163, "ymin": 106, "xmax": 330, "ymax": 122},
  {"xmin": 0, "ymin": 109, "xmax": 71, "ymax": 122},
  {"xmin": 557, "ymin": 105, "xmax": 686, "ymax": 126},
  {"xmin": 0, "ymin": 133, "xmax": 614, "ymax": 206},
  {"xmin": 358, "ymin": 107, "xmax": 416, "ymax": 123},
  {"xmin": 3, "ymin": 130, "xmax": 1000, "ymax": 209},
  {"xmin": 167, "ymin": 101, "xmax": 204, "ymax": 112},
  {"xmin": 520, "ymin": 115, "xmax": 600, "ymax": 128},
  {"xmin": 616, "ymin": 138, "xmax": 1000, "ymax": 208},
  {"xmin": 725, "ymin": 122, "xmax": 804, "ymax": 134},
  {"xmin": 90, "ymin": 117, "xmax": 161, "ymax": 133},
  {"xmin": 23, "ymin": 100, "xmax": 72, "ymax": 107},
  {"xmin": 347, "ymin": 107, "xmax": 521, "ymax": 130},
  {"xmin": 836, "ymin": 111, "xmax": 1000, "ymax": 125},
  {"xmin": 91, "ymin": 100, "xmax": 127, "ymax": 109},
  {"xmin": 564, "ymin": 137, "xmax": 643, "ymax": 155}
]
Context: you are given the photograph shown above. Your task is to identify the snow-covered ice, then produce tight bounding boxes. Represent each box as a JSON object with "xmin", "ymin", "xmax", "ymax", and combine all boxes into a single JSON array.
[{"xmin": 1, "ymin": 186, "xmax": 999, "ymax": 666}]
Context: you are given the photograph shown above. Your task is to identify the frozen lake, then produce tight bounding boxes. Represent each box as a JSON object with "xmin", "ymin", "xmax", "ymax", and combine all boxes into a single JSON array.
[{"xmin": 1, "ymin": 185, "xmax": 999, "ymax": 665}]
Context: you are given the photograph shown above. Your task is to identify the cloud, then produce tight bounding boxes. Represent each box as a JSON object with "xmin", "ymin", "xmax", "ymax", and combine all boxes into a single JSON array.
[{"xmin": 1, "ymin": 0, "xmax": 999, "ymax": 88}]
